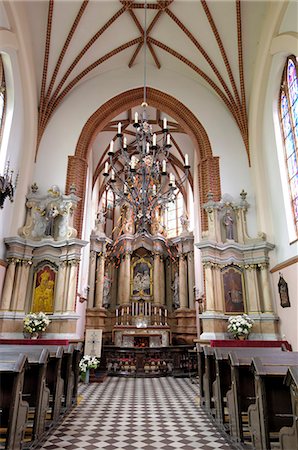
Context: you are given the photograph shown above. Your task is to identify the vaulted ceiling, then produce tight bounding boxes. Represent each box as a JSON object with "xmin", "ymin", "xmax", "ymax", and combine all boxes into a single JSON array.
[{"xmin": 22, "ymin": 0, "xmax": 267, "ymax": 180}]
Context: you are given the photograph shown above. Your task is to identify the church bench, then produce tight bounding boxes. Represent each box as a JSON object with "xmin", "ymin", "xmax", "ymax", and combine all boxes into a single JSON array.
[
  {"xmin": 202, "ymin": 346, "xmax": 216, "ymax": 413},
  {"xmin": 226, "ymin": 348, "xmax": 289, "ymax": 444},
  {"xmin": 279, "ymin": 366, "xmax": 298, "ymax": 450},
  {"xmin": 0, "ymin": 344, "xmax": 64, "ymax": 426},
  {"xmin": 196, "ymin": 345, "xmax": 205, "ymax": 402},
  {"xmin": 72, "ymin": 342, "xmax": 83, "ymax": 404},
  {"xmin": 212, "ymin": 347, "xmax": 284, "ymax": 430},
  {"xmin": 0, "ymin": 348, "xmax": 50, "ymax": 446},
  {"xmin": 248, "ymin": 354, "xmax": 298, "ymax": 450},
  {"xmin": 0, "ymin": 355, "xmax": 29, "ymax": 450}
]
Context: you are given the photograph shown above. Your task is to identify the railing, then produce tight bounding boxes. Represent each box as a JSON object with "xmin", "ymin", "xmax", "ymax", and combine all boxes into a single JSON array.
[{"xmin": 115, "ymin": 302, "xmax": 168, "ymax": 326}]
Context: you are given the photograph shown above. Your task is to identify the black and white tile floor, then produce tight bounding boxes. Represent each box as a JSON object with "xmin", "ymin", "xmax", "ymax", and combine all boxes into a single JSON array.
[{"xmin": 41, "ymin": 377, "xmax": 236, "ymax": 450}]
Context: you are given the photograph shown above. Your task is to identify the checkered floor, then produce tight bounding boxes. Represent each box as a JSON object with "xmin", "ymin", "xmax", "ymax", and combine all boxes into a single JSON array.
[{"xmin": 41, "ymin": 377, "xmax": 236, "ymax": 450}]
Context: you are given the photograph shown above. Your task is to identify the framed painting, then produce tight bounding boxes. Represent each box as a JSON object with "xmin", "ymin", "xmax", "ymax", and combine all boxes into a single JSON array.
[
  {"xmin": 222, "ymin": 266, "xmax": 245, "ymax": 314},
  {"xmin": 278, "ymin": 273, "xmax": 290, "ymax": 308},
  {"xmin": 131, "ymin": 258, "xmax": 152, "ymax": 297},
  {"xmin": 32, "ymin": 265, "xmax": 56, "ymax": 313}
]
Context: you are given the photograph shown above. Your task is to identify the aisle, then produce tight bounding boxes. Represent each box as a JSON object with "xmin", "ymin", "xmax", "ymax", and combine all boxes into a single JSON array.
[{"xmin": 41, "ymin": 377, "xmax": 235, "ymax": 450}]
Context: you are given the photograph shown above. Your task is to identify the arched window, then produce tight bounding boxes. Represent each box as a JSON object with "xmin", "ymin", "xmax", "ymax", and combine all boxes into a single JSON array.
[
  {"xmin": 165, "ymin": 191, "xmax": 184, "ymax": 238},
  {"xmin": 279, "ymin": 56, "xmax": 298, "ymax": 236},
  {"xmin": 0, "ymin": 55, "xmax": 6, "ymax": 146}
]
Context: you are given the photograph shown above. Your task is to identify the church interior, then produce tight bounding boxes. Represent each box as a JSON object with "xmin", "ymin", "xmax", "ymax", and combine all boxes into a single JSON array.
[{"xmin": 0, "ymin": 1, "xmax": 297, "ymax": 449}]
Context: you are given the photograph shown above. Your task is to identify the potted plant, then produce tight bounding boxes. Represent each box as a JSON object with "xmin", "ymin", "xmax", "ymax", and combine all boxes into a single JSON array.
[
  {"xmin": 79, "ymin": 355, "xmax": 100, "ymax": 383},
  {"xmin": 23, "ymin": 312, "xmax": 50, "ymax": 338},
  {"xmin": 227, "ymin": 314, "xmax": 254, "ymax": 340}
]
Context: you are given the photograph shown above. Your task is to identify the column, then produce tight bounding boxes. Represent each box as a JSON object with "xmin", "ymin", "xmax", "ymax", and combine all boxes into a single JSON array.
[
  {"xmin": 87, "ymin": 251, "xmax": 97, "ymax": 308},
  {"xmin": 117, "ymin": 252, "xmax": 131, "ymax": 305},
  {"xmin": 153, "ymin": 253, "xmax": 161, "ymax": 304},
  {"xmin": 160, "ymin": 257, "xmax": 165, "ymax": 305},
  {"xmin": 55, "ymin": 262, "xmax": 67, "ymax": 312},
  {"xmin": 259, "ymin": 264, "xmax": 274, "ymax": 313},
  {"xmin": 0, "ymin": 259, "xmax": 16, "ymax": 310},
  {"xmin": 10, "ymin": 263, "xmax": 22, "ymax": 311},
  {"xmin": 65, "ymin": 260, "xmax": 79, "ymax": 312},
  {"xmin": 95, "ymin": 254, "xmax": 105, "ymax": 308},
  {"xmin": 245, "ymin": 266, "xmax": 261, "ymax": 313},
  {"xmin": 179, "ymin": 254, "xmax": 188, "ymax": 308},
  {"xmin": 187, "ymin": 251, "xmax": 195, "ymax": 309},
  {"xmin": 204, "ymin": 263, "xmax": 216, "ymax": 312},
  {"xmin": 17, "ymin": 260, "xmax": 31, "ymax": 311}
]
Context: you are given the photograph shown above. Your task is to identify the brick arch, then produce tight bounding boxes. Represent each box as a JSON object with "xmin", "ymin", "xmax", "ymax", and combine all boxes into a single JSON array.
[{"xmin": 66, "ymin": 88, "xmax": 221, "ymax": 236}]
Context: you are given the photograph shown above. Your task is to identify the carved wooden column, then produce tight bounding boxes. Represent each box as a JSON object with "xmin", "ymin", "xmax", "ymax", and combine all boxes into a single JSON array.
[
  {"xmin": 55, "ymin": 262, "xmax": 67, "ymax": 312},
  {"xmin": 87, "ymin": 251, "xmax": 97, "ymax": 308},
  {"xmin": 65, "ymin": 260, "xmax": 79, "ymax": 312},
  {"xmin": 187, "ymin": 251, "xmax": 195, "ymax": 308},
  {"xmin": 259, "ymin": 263, "xmax": 274, "ymax": 313},
  {"xmin": 0, "ymin": 259, "xmax": 16, "ymax": 310},
  {"xmin": 204, "ymin": 263, "xmax": 216, "ymax": 312},
  {"xmin": 245, "ymin": 265, "xmax": 261, "ymax": 313},
  {"xmin": 17, "ymin": 260, "xmax": 31, "ymax": 311},
  {"xmin": 179, "ymin": 254, "xmax": 188, "ymax": 308},
  {"xmin": 117, "ymin": 252, "xmax": 131, "ymax": 305},
  {"xmin": 95, "ymin": 253, "xmax": 105, "ymax": 308}
]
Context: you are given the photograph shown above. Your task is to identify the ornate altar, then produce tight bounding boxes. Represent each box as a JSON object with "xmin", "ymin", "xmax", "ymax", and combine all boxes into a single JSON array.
[{"xmin": 196, "ymin": 191, "xmax": 278, "ymax": 340}]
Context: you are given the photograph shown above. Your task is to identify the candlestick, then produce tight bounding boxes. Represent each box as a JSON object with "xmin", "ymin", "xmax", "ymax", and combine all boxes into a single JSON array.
[
  {"xmin": 162, "ymin": 160, "xmax": 166, "ymax": 173},
  {"xmin": 146, "ymin": 142, "xmax": 150, "ymax": 154},
  {"xmin": 109, "ymin": 140, "xmax": 114, "ymax": 154},
  {"xmin": 123, "ymin": 137, "xmax": 127, "ymax": 148},
  {"xmin": 104, "ymin": 161, "xmax": 109, "ymax": 174},
  {"xmin": 153, "ymin": 133, "xmax": 157, "ymax": 146},
  {"xmin": 117, "ymin": 122, "xmax": 121, "ymax": 134},
  {"xmin": 134, "ymin": 112, "xmax": 138, "ymax": 124},
  {"xmin": 185, "ymin": 153, "xmax": 189, "ymax": 166},
  {"xmin": 166, "ymin": 134, "xmax": 171, "ymax": 145},
  {"xmin": 163, "ymin": 117, "xmax": 167, "ymax": 129}
]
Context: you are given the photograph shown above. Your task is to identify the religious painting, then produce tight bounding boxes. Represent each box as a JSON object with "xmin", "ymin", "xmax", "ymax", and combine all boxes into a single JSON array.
[
  {"xmin": 278, "ymin": 273, "xmax": 291, "ymax": 308},
  {"xmin": 131, "ymin": 258, "xmax": 152, "ymax": 297},
  {"xmin": 222, "ymin": 266, "xmax": 246, "ymax": 314},
  {"xmin": 32, "ymin": 265, "xmax": 56, "ymax": 313}
]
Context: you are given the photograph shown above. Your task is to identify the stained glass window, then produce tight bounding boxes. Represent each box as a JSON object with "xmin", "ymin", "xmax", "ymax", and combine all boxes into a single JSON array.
[
  {"xmin": 279, "ymin": 56, "xmax": 298, "ymax": 236},
  {"xmin": 0, "ymin": 55, "xmax": 6, "ymax": 146}
]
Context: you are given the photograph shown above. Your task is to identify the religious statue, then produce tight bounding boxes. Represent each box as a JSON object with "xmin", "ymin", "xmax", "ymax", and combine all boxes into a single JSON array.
[
  {"xmin": 45, "ymin": 203, "xmax": 59, "ymax": 237},
  {"xmin": 102, "ymin": 273, "xmax": 111, "ymax": 308},
  {"xmin": 92, "ymin": 208, "xmax": 106, "ymax": 236},
  {"xmin": 133, "ymin": 270, "xmax": 150, "ymax": 294},
  {"xmin": 32, "ymin": 269, "xmax": 55, "ymax": 313},
  {"xmin": 223, "ymin": 209, "xmax": 234, "ymax": 240},
  {"xmin": 180, "ymin": 213, "xmax": 190, "ymax": 234},
  {"xmin": 171, "ymin": 272, "xmax": 180, "ymax": 309}
]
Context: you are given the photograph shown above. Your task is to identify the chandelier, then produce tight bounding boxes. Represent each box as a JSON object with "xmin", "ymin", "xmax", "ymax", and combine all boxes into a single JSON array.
[
  {"xmin": 0, "ymin": 161, "xmax": 18, "ymax": 209},
  {"xmin": 102, "ymin": 1, "xmax": 190, "ymax": 232}
]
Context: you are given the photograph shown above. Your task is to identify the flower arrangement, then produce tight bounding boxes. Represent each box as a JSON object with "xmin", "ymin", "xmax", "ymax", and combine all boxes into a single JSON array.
[
  {"xmin": 227, "ymin": 314, "xmax": 254, "ymax": 339},
  {"xmin": 79, "ymin": 355, "xmax": 100, "ymax": 373},
  {"xmin": 23, "ymin": 312, "xmax": 50, "ymax": 335}
]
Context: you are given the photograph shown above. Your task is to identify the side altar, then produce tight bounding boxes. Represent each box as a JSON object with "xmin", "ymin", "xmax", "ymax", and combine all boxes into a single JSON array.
[{"xmin": 0, "ymin": 184, "xmax": 87, "ymax": 339}]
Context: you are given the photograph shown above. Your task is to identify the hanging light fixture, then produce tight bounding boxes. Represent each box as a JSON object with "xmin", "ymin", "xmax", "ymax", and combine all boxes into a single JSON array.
[
  {"xmin": 0, "ymin": 160, "xmax": 18, "ymax": 209},
  {"xmin": 103, "ymin": 0, "xmax": 190, "ymax": 232}
]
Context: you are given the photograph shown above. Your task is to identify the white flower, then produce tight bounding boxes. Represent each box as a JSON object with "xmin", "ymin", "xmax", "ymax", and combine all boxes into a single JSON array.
[
  {"xmin": 23, "ymin": 312, "xmax": 51, "ymax": 334},
  {"xmin": 79, "ymin": 355, "xmax": 100, "ymax": 373}
]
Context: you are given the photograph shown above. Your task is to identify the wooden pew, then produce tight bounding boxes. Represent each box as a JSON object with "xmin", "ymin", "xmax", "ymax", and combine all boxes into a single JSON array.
[
  {"xmin": 248, "ymin": 354, "xmax": 298, "ymax": 450},
  {"xmin": 202, "ymin": 346, "xmax": 216, "ymax": 413},
  {"xmin": 0, "ymin": 354, "xmax": 29, "ymax": 450},
  {"xmin": 0, "ymin": 344, "xmax": 64, "ymax": 427},
  {"xmin": 226, "ymin": 348, "xmax": 287, "ymax": 443},
  {"xmin": 213, "ymin": 347, "xmax": 283, "ymax": 430},
  {"xmin": 72, "ymin": 342, "xmax": 83, "ymax": 404},
  {"xmin": 0, "ymin": 348, "xmax": 50, "ymax": 446},
  {"xmin": 197, "ymin": 344, "xmax": 205, "ymax": 402},
  {"xmin": 279, "ymin": 366, "xmax": 298, "ymax": 450}
]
